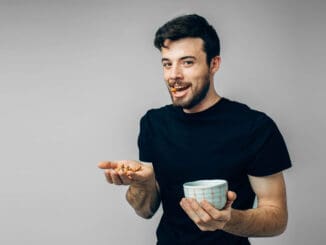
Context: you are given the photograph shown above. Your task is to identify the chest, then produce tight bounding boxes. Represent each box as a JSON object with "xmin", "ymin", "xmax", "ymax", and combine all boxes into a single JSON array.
[{"xmin": 151, "ymin": 120, "xmax": 253, "ymax": 185}]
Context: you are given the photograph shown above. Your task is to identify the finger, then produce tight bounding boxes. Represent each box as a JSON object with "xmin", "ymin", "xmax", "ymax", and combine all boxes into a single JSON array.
[
  {"xmin": 104, "ymin": 169, "xmax": 114, "ymax": 184},
  {"xmin": 228, "ymin": 191, "xmax": 237, "ymax": 201},
  {"xmin": 180, "ymin": 198, "xmax": 203, "ymax": 224},
  {"xmin": 188, "ymin": 198, "xmax": 213, "ymax": 224},
  {"xmin": 224, "ymin": 191, "xmax": 237, "ymax": 209},
  {"xmin": 98, "ymin": 161, "xmax": 118, "ymax": 169},
  {"xmin": 200, "ymin": 200, "xmax": 225, "ymax": 221},
  {"xmin": 110, "ymin": 170, "xmax": 123, "ymax": 185},
  {"xmin": 119, "ymin": 171, "xmax": 133, "ymax": 184},
  {"xmin": 201, "ymin": 200, "xmax": 232, "ymax": 226}
]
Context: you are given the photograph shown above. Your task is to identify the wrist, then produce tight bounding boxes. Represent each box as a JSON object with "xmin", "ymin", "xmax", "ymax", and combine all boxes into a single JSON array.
[{"xmin": 223, "ymin": 208, "xmax": 242, "ymax": 233}]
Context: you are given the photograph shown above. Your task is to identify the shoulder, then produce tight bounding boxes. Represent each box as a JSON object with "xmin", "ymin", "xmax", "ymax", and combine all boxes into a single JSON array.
[
  {"xmin": 223, "ymin": 98, "xmax": 276, "ymax": 132},
  {"xmin": 139, "ymin": 104, "xmax": 174, "ymax": 124},
  {"xmin": 223, "ymin": 98, "xmax": 270, "ymax": 120}
]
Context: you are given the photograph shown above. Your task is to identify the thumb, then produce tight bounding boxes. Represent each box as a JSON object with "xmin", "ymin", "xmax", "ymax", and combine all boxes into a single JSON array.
[{"xmin": 225, "ymin": 191, "xmax": 237, "ymax": 209}]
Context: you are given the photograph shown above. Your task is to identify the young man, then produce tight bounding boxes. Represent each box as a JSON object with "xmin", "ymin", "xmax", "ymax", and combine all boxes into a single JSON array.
[{"xmin": 98, "ymin": 14, "xmax": 292, "ymax": 245}]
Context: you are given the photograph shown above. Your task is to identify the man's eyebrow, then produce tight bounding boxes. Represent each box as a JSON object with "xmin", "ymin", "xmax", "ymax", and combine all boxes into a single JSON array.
[
  {"xmin": 180, "ymin": 56, "xmax": 196, "ymax": 60},
  {"xmin": 161, "ymin": 56, "xmax": 197, "ymax": 62}
]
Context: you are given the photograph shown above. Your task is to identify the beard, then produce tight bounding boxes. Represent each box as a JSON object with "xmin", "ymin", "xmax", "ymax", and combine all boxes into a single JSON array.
[{"xmin": 170, "ymin": 74, "xmax": 210, "ymax": 110}]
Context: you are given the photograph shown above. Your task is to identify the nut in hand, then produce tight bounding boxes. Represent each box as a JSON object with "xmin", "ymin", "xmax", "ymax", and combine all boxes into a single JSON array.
[{"xmin": 115, "ymin": 163, "xmax": 142, "ymax": 173}]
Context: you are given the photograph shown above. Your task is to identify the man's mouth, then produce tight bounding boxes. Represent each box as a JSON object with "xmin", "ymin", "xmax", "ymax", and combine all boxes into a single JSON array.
[
  {"xmin": 169, "ymin": 82, "xmax": 191, "ymax": 92},
  {"xmin": 169, "ymin": 82, "xmax": 191, "ymax": 98}
]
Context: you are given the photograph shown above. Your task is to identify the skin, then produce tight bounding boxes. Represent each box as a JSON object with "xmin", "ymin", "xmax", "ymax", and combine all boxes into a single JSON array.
[
  {"xmin": 98, "ymin": 160, "xmax": 160, "ymax": 218},
  {"xmin": 179, "ymin": 173, "xmax": 288, "ymax": 236},
  {"xmin": 161, "ymin": 38, "xmax": 222, "ymax": 113},
  {"xmin": 98, "ymin": 37, "xmax": 288, "ymax": 237}
]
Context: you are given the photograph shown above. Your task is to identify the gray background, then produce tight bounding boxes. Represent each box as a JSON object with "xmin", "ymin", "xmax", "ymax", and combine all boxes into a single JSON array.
[{"xmin": 1, "ymin": 0, "xmax": 325, "ymax": 244}]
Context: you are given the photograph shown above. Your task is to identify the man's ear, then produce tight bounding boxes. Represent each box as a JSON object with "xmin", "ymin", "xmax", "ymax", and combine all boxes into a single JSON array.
[{"xmin": 209, "ymin": 56, "xmax": 221, "ymax": 74}]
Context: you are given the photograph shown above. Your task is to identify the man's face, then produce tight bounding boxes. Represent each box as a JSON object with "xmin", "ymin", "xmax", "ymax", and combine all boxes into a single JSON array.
[{"xmin": 161, "ymin": 38, "xmax": 211, "ymax": 109}]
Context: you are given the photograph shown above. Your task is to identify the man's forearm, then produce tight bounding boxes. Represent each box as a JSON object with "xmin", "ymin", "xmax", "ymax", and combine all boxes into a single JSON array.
[
  {"xmin": 223, "ymin": 206, "xmax": 288, "ymax": 237},
  {"xmin": 126, "ymin": 181, "xmax": 160, "ymax": 219}
]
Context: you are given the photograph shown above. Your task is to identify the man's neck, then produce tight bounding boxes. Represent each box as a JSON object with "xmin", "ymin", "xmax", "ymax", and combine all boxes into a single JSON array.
[{"xmin": 183, "ymin": 92, "xmax": 221, "ymax": 114}]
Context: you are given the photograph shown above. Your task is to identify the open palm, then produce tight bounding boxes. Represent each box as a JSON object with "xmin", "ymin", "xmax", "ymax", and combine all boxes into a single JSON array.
[{"xmin": 98, "ymin": 160, "xmax": 155, "ymax": 186}]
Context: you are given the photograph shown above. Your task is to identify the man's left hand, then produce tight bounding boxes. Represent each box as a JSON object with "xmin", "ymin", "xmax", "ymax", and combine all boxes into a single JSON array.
[{"xmin": 180, "ymin": 191, "xmax": 237, "ymax": 231}]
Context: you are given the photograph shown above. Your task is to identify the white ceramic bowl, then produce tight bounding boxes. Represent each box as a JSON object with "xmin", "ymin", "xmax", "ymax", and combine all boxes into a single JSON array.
[{"xmin": 183, "ymin": 179, "xmax": 228, "ymax": 210}]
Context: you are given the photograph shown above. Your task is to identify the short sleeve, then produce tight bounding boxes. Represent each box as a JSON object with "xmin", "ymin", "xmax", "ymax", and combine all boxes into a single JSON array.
[
  {"xmin": 138, "ymin": 112, "xmax": 154, "ymax": 163},
  {"xmin": 247, "ymin": 113, "xmax": 292, "ymax": 176}
]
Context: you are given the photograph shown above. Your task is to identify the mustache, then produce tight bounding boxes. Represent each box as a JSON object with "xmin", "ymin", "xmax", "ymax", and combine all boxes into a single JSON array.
[{"xmin": 168, "ymin": 80, "xmax": 192, "ymax": 88}]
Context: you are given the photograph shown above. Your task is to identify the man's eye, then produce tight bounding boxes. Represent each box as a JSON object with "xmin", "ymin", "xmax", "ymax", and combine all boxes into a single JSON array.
[
  {"xmin": 163, "ymin": 63, "xmax": 172, "ymax": 68},
  {"xmin": 183, "ymin": 60, "xmax": 194, "ymax": 66}
]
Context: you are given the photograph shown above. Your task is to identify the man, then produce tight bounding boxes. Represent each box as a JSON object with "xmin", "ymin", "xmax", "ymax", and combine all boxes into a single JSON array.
[{"xmin": 98, "ymin": 14, "xmax": 292, "ymax": 245}]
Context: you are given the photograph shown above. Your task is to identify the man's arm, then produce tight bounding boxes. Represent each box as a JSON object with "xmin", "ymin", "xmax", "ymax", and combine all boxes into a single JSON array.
[
  {"xmin": 223, "ymin": 172, "xmax": 288, "ymax": 236},
  {"xmin": 126, "ymin": 179, "xmax": 161, "ymax": 219},
  {"xmin": 180, "ymin": 172, "xmax": 288, "ymax": 237}
]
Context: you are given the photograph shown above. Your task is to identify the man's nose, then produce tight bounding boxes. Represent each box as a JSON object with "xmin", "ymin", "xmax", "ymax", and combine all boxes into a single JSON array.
[{"xmin": 169, "ymin": 64, "xmax": 183, "ymax": 80}]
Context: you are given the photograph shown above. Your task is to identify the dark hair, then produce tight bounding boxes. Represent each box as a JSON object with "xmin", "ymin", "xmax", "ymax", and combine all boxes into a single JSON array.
[{"xmin": 154, "ymin": 14, "xmax": 220, "ymax": 65}]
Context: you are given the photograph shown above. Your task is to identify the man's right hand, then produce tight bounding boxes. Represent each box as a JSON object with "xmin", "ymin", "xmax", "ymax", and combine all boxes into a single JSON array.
[
  {"xmin": 98, "ymin": 160, "xmax": 155, "ymax": 187},
  {"xmin": 98, "ymin": 160, "xmax": 160, "ymax": 218}
]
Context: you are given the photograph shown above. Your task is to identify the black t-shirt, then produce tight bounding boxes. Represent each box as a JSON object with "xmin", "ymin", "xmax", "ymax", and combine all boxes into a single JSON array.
[{"xmin": 138, "ymin": 97, "xmax": 292, "ymax": 245}]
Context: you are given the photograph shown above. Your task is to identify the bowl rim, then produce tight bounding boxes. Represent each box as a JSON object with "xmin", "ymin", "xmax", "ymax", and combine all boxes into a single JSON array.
[{"xmin": 183, "ymin": 179, "xmax": 227, "ymax": 188}]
